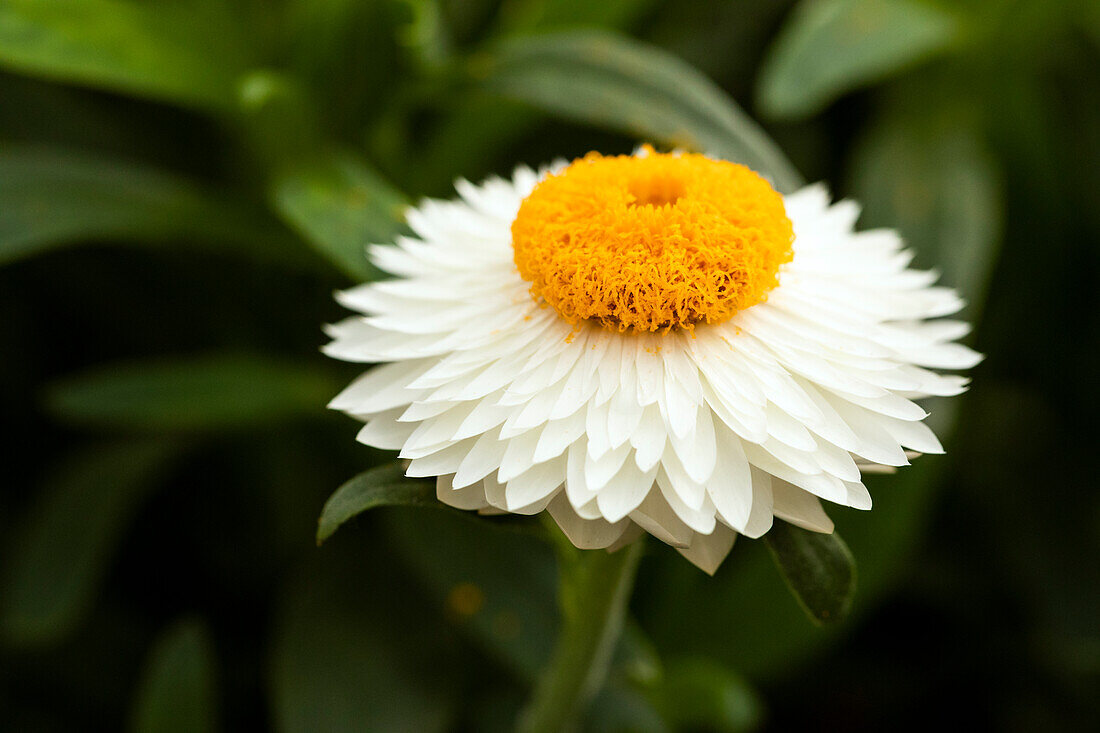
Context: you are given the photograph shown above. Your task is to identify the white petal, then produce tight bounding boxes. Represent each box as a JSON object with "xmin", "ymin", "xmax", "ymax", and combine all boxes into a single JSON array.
[
  {"xmin": 355, "ymin": 408, "xmax": 416, "ymax": 449},
  {"xmin": 771, "ymin": 480, "xmax": 833, "ymax": 533},
  {"xmin": 658, "ymin": 447, "xmax": 706, "ymax": 510},
  {"xmin": 630, "ymin": 405, "xmax": 667, "ymax": 472},
  {"xmin": 676, "ymin": 524, "xmax": 737, "ymax": 575},
  {"xmin": 505, "ymin": 456, "xmax": 566, "ymax": 511},
  {"xmin": 329, "ymin": 359, "xmax": 435, "ymax": 414},
  {"xmin": 497, "ymin": 427, "xmax": 543, "ymax": 482},
  {"xmin": 667, "ymin": 407, "xmax": 717, "ymax": 485},
  {"xmin": 532, "ymin": 413, "xmax": 588, "ymax": 464},
  {"xmin": 742, "ymin": 467, "xmax": 775, "ymax": 539},
  {"xmin": 452, "ymin": 429, "xmax": 508, "ymax": 488},
  {"xmin": 630, "ymin": 490, "xmax": 694, "ymax": 548},
  {"xmin": 547, "ymin": 494, "xmax": 631, "ymax": 549},
  {"xmin": 565, "ymin": 439, "xmax": 598, "ymax": 508},
  {"xmin": 436, "ymin": 474, "xmax": 489, "ymax": 511},
  {"xmin": 843, "ymin": 480, "xmax": 873, "ymax": 510},
  {"xmin": 706, "ymin": 428, "xmax": 754, "ymax": 532},
  {"xmin": 585, "ymin": 442, "xmax": 631, "ymax": 492},
  {"xmin": 607, "ymin": 376, "xmax": 644, "ymax": 449},
  {"xmin": 406, "ymin": 439, "xmax": 476, "ymax": 477},
  {"xmin": 821, "ymin": 392, "xmax": 910, "ymax": 466},
  {"xmin": 595, "ymin": 460, "xmax": 658, "ymax": 523},
  {"xmin": 879, "ymin": 414, "xmax": 944, "ymax": 454},
  {"xmin": 655, "ymin": 467, "xmax": 716, "ymax": 534}
]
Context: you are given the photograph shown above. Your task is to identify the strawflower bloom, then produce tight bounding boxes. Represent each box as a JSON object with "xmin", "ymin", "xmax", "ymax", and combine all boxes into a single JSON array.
[{"xmin": 325, "ymin": 146, "xmax": 980, "ymax": 573}]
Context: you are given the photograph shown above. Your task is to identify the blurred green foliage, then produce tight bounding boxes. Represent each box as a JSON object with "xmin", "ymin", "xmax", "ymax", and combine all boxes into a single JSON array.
[{"xmin": 0, "ymin": 0, "xmax": 1097, "ymax": 730}]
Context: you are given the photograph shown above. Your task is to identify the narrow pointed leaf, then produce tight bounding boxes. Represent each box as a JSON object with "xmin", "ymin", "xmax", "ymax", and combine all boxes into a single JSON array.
[
  {"xmin": 757, "ymin": 0, "xmax": 957, "ymax": 120},
  {"xmin": 271, "ymin": 152, "xmax": 409, "ymax": 281},
  {"xmin": 0, "ymin": 146, "xmax": 309, "ymax": 269},
  {"xmin": 493, "ymin": 0, "xmax": 658, "ymax": 34},
  {"xmin": 270, "ymin": 548, "xmax": 459, "ymax": 733},
  {"xmin": 646, "ymin": 657, "xmax": 763, "ymax": 733},
  {"xmin": 0, "ymin": 0, "xmax": 248, "ymax": 110},
  {"xmin": 316, "ymin": 464, "xmax": 436, "ymax": 544},
  {"xmin": 0, "ymin": 441, "xmax": 176, "ymax": 646},
  {"xmin": 480, "ymin": 31, "xmax": 803, "ymax": 192},
  {"xmin": 384, "ymin": 508, "xmax": 558, "ymax": 680},
  {"xmin": 46, "ymin": 355, "xmax": 340, "ymax": 432},
  {"xmin": 848, "ymin": 112, "xmax": 1002, "ymax": 308},
  {"xmin": 763, "ymin": 520, "xmax": 856, "ymax": 625},
  {"xmin": 130, "ymin": 619, "xmax": 218, "ymax": 733}
]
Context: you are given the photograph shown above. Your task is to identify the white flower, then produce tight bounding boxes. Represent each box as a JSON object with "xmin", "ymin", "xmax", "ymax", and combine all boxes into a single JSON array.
[{"xmin": 324, "ymin": 149, "xmax": 980, "ymax": 574}]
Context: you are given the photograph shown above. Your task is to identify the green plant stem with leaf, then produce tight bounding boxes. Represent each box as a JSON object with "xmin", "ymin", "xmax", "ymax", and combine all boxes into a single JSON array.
[{"xmin": 517, "ymin": 530, "xmax": 645, "ymax": 733}]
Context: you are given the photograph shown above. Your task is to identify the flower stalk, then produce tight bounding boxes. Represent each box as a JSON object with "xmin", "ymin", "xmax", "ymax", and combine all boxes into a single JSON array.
[{"xmin": 517, "ymin": 536, "xmax": 645, "ymax": 733}]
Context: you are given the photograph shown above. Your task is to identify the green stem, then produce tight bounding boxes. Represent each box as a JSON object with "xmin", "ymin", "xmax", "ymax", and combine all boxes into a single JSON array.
[{"xmin": 517, "ymin": 537, "xmax": 644, "ymax": 733}]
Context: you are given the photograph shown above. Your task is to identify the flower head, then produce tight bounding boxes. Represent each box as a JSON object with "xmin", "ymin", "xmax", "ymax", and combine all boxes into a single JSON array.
[{"xmin": 325, "ymin": 148, "xmax": 980, "ymax": 573}]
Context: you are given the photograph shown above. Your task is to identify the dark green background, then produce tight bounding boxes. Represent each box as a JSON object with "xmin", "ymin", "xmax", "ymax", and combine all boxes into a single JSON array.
[{"xmin": 1, "ymin": 0, "xmax": 1097, "ymax": 730}]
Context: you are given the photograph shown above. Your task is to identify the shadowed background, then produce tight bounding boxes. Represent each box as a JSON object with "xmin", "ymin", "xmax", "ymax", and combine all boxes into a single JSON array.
[{"xmin": 1, "ymin": 0, "xmax": 1098, "ymax": 730}]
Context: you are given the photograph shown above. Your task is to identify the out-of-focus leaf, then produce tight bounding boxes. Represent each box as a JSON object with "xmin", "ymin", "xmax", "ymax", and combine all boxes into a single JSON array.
[
  {"xmin": 46, "ymin": 355, "xmax": 341, "ymax": 432},
  {"xmin": 317, "ymin": 464, "xmax": 437, "ymax": 544},
  {"xmin": 764, "ymin": 521, "xmax": 856, "ymax": 625},
  {"xmin": 646, "ymin": 657, "xmax": 763, "ymax": 733},
  {"xmin": 129, "ymin": 619, "xmax": 218, "ymax": 733},
  {"xmin": 587, "ymin": 682, "xmax": 669, "ymax": 733},
  {"xmin": 0, "ymin": 146, "xmax": 310, "ymax": 269},
  {"xmin": 281, "ymin": 0, "xmax": 399, "ymax": 137},
  {"xmin": 757, "ymin": 0, "xmax": 957, "ymax": 120},
  {"xmin": 639, "ymin": 457, "xmax": 954, "ymax": 682},
  {"xmin": 0, "ymin": 440, "xmax": 176, "ymax": 646},
  {"xmin": 271, "ymin": 152, "xmax": 409, "ymax": 280},
  {"xmin": 1079, "ymin": 0, "xmax": 1100, "ymax": 51},
  {"xmin": 385, "ymin": 507, "xmax": 559, "ymax": 680},
  {"xmin": 407, "ymin": 95, "xmax": 539, "ymax": 195},
  {"xmin": 410, "ymin": 1, "xmax": 659, "ymax": 195},
  {"xmin": 478, "ymin": 31, "xmax": 803, "ymax": 192},
  {"xmin": 0, "ymin": 0, "xmax": 248, "ymax": 110},
  {"xmin": 613, "ymin": 621, "xmax": 663, "ymax": 688},
  {"xmin": 494, "ymin": 0, "xmax": 658, "ymax": 34},
  {"xmin": 395, "ymin": 0, "xmax": 452, "ymax": 72},
  {"xmin": 848, "ymin": 112, "xmax": 1002, "ymax": 308},
  {"xmin": 270, "ymin": 546, "xmax": 459, "ymax": 733}
]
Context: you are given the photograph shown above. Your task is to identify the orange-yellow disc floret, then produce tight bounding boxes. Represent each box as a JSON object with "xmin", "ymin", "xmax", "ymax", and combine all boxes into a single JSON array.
[{"xmin": 511, "ymin": 147, "xmax": 794, "ymax": 332}]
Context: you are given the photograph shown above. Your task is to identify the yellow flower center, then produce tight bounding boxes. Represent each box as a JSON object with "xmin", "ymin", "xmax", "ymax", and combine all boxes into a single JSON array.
[{"xmin": 511, "ymin": 147, "xmax": 794, "ymax": 332}]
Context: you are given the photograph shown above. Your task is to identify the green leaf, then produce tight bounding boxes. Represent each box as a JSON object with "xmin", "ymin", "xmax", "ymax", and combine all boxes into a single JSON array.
[
  {"xmin": 763, "ymin": 520, "xmax": 856, "ymax": 625},
  {"xmin": 46, "ymin": 354, "xmax": 341, "ymax": 432},
  {"xmin": 129, "ymin": 619, "xmax": 218, "ymax": 733},
  {"xmin": 1083, "ymin": 0, "xmax": 1100, "ymax": 51},
  {"xmin": 270, "ymin": 547, "xmax": 459, "ymax": 733},
  {"xmin": 493, "ymin": 0, "xmax": 658, "ymax": 34},
  {"xmin": 0, "ymin": 440, "xmax": 176, "ymax": 646},
  {"xmin": 0, "ymin": 0, "xmax": 249, "ymax": 110},
  {"xmin": 0, "ymin": 145, "xmax": 311, "ymax": 270},
  {"xmin": 271, "ymin": 152, "xmax": 410, "ymax": 280},
  {"xmin": 646, "ymin": 658, "xmax": 763, "ymax": 733},
  {"xmin": 757, "ymin": 0, "xmax": 957, "ymax": 120},
  {"xmin": 385, "ymin": 507, "xmax": 559, "ymax": 680},
  {"xmin": 847, "ymin": 111, "xmax": 1002, "ymax": 309},
  {"xmin": 406, "ymin": 95, "xmax": 540, "ymax": 194},
  {"xmin": 395, "ymin": 0, "xmax": 453, "ymax": 72},
  {"xmin": 586, "ymin": 681, "xmax": 669, "ymax": 733},
  {"xmin": 479, "ymin": 30, "xmax": 803, "ymax": 192},
  {"xmin": 316, "ymin": 464, "xmax": 437, "ymax": 544}
]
